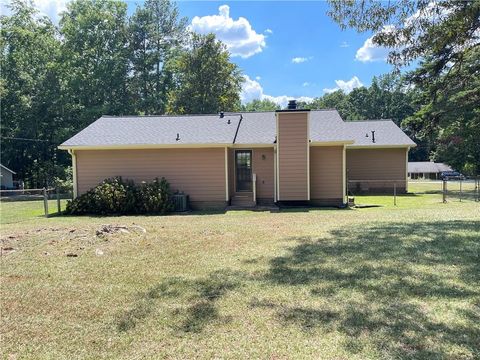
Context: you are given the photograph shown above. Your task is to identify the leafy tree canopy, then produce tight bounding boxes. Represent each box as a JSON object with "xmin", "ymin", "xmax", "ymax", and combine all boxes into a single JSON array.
[
  {"xmin": 241, "ymin": 99, "xmax": 280, "ymax": 111},
  {"xmin": 167, "ymin": 33, "xmax": 244, "ymax": 114}
]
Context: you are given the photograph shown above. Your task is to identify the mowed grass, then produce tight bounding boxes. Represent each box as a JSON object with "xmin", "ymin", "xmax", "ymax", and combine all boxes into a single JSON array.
[
  {"xmin": 1, "ymin": 195, "xmax": 479, "ymax": 359},
  {"xmin": 0, "ymin": 199, "xmax": 69, "ymax": 225}
]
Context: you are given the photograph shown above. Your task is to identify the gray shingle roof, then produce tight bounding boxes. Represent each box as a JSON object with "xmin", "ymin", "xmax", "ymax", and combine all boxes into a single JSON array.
[
  {"xmin": 60, "ymin": 110, "xmax": 416, "ymax": 148},
  {"xmin": 61, "ymin": 115, "xmax": 241, "ymax": 146},
  {"xmin": 310, "ymin": 110, "xmax": 351, "ymax": 142},
  {"xmin": 345, "ymin": 120, "xmax": 416, "ymax": 147},
  {"xmin": 408, "ymin": 162, "xmax": 453, "ymax": 173},
  {"xmin": 232, "ymin": 112, "xmax": 276, "ymax": 144}
]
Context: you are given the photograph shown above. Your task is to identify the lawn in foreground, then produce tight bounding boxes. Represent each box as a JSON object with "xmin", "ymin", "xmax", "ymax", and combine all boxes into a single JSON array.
[{"xmin": 1, "ymin": 196, "xmax": 479, "ymax": 359}]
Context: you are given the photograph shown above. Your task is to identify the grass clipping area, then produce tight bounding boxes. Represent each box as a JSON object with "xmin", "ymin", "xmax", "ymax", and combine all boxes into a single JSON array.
[{"xmin": 1, "ymin": 196, "xmax": 479, "ymax": 359}]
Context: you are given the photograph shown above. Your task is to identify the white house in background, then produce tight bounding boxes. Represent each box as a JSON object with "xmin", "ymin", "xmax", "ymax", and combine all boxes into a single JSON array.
[
  {"xmin": 408, "ymin": 161, "xmax": 453, "ymax": 180},
  {"xmin": 0, "ymin": 164, "xmax": 16, "ymax": 189}
]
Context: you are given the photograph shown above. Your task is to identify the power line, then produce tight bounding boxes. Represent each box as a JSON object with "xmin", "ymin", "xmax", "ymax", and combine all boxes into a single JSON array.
[{"xmin": 1, "ymin": 137, "xmax": 49, "ymax": 142}]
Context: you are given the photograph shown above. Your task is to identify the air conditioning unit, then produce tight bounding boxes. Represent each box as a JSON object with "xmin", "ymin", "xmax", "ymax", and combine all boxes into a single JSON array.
[{"xmin": 172, "ymin": 193, "xmax": 188, "ymax": 212}]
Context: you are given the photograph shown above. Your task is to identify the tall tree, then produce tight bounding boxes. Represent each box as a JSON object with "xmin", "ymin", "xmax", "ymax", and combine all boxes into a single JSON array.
[
  {"xmin": 0, "ymin": 0, "xmax": 65, "ymax": 186},
  {"xmin": 241, "ymin": 99, "xmax": 280, "ymax": 111},
  {"xmin": 59, "ymin": 0, "xmax": 131, "ymax": 129},
  {"xmin": 129, "ymin": 0, "xmax": 187, "ymax": 114},
  {"xmin": 167, "ymin": 33, "xmax": 243, "ymax": 114},
  {"xmin": 327, "ymin": 0, "xmax": 480, "ymax": 172}
]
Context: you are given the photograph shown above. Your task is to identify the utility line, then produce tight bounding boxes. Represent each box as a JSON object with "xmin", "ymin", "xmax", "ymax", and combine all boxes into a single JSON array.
[{"xmin": 1, "ymin": 137, "xmax": 49, "ymax": 142}]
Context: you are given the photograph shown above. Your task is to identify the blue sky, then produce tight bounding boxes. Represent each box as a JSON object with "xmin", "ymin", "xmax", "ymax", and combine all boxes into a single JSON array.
[
  {"xmin": 2, "ymin": 0, "xmax": 393, "ymax": 106},
  {"xmin": 180, "ymin": 1, "xmax": 392, "ymax": 106}
]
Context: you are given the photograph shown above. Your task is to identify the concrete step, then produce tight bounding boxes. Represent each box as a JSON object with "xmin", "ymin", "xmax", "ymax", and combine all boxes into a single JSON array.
[{"xmin": 231, "ymin": 195, "xmax": 255, "ymax": 207}]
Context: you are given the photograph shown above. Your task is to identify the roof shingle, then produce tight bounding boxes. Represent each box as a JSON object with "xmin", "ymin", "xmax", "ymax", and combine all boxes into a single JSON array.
[{"xmin": 60, "ymin": 110, "xmax": 416, "ymax": 148}]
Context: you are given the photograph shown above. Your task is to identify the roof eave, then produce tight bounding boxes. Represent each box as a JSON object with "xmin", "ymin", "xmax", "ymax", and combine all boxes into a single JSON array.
[
  {"xmin": 310, "ymin": 140, "xmax": 355, "ymax": 146},
  {"xmin": 58, "ymin": 143, "xmax": 232, "ymax": 151},
  {"xmin": 347, "ymin": 144, "xmax": 416, "ymax": 149}
]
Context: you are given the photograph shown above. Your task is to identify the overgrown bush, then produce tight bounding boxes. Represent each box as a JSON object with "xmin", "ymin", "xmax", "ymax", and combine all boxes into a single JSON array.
[
  {"xmin": 65, "ymin": 177, "xmax": 173, "ymax": 215},
  {"xmin": 136, "ymin": 177, "xmax": 173, "ymax": 214}
]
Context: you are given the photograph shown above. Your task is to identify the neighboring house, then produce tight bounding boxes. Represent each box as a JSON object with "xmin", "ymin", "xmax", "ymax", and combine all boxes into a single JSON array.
[
  {"xmin": 59, "ymin": 101, "xmax": 416, "ymax": 209},
  {"xmin": 408, "ymin": 161, "xmax": 453, "ymax": 180},
  {"xmin": 0, "ymin": 164, "xmax": 16, "ymax": 190}
]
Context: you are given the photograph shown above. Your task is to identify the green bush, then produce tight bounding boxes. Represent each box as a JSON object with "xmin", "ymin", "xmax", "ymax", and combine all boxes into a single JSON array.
[
  {"xmin": 136, "ymin": 177, "xmax": 173, "ymax": 214},
  {"xmin": 65, "ymin": 177, "xmax": 173, "ymax": 215}
]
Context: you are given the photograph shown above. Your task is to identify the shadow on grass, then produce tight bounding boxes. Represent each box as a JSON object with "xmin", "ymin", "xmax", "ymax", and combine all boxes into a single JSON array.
[
  {"xmin": 116, "ymin": 219, "xmax": 479, "ymax": 357},
  {"xmin": 117, "ymin": 270, "xmax": 243, "ymax": 333},
  {"xmin": 258, "ymin": 220, "xmax": 480, "ymax": 358}
]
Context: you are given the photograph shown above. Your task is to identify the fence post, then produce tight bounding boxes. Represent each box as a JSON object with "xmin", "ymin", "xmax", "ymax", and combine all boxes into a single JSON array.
[
  {"xmin": 56, "ymin": 187, "xmax": 61, "ymax": 213},
  {"xmin": 459, "ymin": 180, "xmax": 462, "ymax": 202},
  {"xmin": 43, "ymin": 187, "xmax": 49, "ymax": 218},
  {"xmin": 442, "ymin": 180, "xmax": 447, "ymax": 203},
  {"xmin": 393, "ymin": 183, "xmax": 397, "ymax": 206},
  {"xmin": 476, "ymin": 177, "xmax": 479, "ymax": 202}
]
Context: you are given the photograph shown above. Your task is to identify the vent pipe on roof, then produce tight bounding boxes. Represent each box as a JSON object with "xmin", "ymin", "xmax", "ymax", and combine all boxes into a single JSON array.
[
  {"xmin": 219, "ymin": 111, "xmax": 224, "ymax": 118},
  {"xmin": 176, "ymin": 133, "xmax": 180, "ymax": 141},
  {"xmin": 287, "ymin": 100, "xmax": 297, "ymax": 110},
  {"xmin": 371, "ymin": 130, "xmax": 376, "ymax": 143}
]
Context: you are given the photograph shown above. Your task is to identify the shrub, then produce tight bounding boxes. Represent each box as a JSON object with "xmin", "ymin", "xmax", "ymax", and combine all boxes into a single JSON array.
[
  {"xmin": 135, "ymin": 178, "xmax": 173, "ymax": 214},
  {"xmin": 65, "ymin": 177, "xmax": 173, "ymax": 215}
]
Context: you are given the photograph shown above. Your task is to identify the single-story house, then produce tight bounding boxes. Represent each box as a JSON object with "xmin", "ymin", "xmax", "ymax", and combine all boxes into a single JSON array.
[
  {"xmin": 0, "ymin": 164, "xmax": 16, "ymax": 190},
  {"xmin": 59, "ymin": 101, "xmax": 416, "ymax": 209},
  {"xmin": 408, "ymin": 161, "xmax": 453, "ymax": 180}
]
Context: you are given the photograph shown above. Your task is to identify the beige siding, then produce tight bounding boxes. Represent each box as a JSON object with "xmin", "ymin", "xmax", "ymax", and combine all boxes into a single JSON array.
[
  {"xmin": 310, "ymin": 146, "xmax": 343, "ymax": 199},
  {"xmin": 252, "ymin": 148, "xmax": 274, "ymax": 199},
  {"xmin": 277, "ymin": 112, "xmax": 309, "ymax": 200},
  {"xmin": 347, "ymin": 148, "xmax": 408, "ymax": 191},
  {"xmin": 75, "ymin": 148, "xmax": 226, "ymax": 202}
]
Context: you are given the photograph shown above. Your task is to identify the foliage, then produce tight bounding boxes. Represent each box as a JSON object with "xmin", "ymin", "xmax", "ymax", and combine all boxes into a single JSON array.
[
  {"xmin": 327, "ymin": 0, "xmax": 480, "ymax": 70},
  {"xmin": 53, "ymin": 166, "xmax": 73, "ymax": 193},
  {"xmin": 129, "ymin": 0, "xmax": 187, "ymax": 114},
  {"xmin": 327, "ymin": 0, "xmax": 480, "ymax": 172},
  {"xmin": 305, "ymin": 73, "xmax": 418, "ymax": 126},
  {"xmin": 241, "ymin": 99, "xmax": 280, "ymax": 111},
  {"xmin": 0, "ymin": 0, "xmax": 65, "ymax": 187},
  {"xmin": 1, "ymin": 0, "xmax": 242, "ymax": 187},
  {"xmin": 135, "ymin": 177, "xmax": 173, "ymax": 214},
  {"xmin": 65, "ymin": 177, "xmax": 173, "ymax": 215},
  {"xmin": 167, "ymin": 33, "xmax": 244, "ymax": 114}
]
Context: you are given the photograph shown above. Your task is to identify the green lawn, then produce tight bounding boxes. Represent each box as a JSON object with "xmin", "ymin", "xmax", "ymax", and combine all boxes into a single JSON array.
[
  {"xmin": 1, "ymin": 195, "xmax": 479, "ymax": 359},
  {"xmin": 0, "ymin": 199, "xmax": 69, "ymax": 225}
]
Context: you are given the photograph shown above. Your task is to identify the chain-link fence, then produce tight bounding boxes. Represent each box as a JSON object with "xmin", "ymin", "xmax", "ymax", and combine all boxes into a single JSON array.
[
  {"xmin": 347, "ymin": 178, "xmax": 480, "ymax": 206},
  {"xmin": 408, "ymin": 179, "xmax": 480, "ymax": 202},
  {"xmin": 0, "ymin": 188, "xmax": 72, "ymax": 224}
]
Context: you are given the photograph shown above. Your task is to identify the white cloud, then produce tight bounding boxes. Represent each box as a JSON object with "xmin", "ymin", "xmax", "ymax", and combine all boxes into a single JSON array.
[
  {"xmin": 302, "ymin": 82, "xmax": 310, "ymax": 87},
  {"xmin": 355, "ymin": 34, "xmax": 390, "ymax": 62},
  {"xmin": 1, "ymin": 0, "xmax": 68, "ymax": 23},
  {"xmin": 255, "ymin": 76, "xmax": 261, "ymax": 81},
  {"xmin": 190, "ymin": 5, "xmax": 266, "ymax": 58},
  {"xmin": 241, "ymin": 75, "xmax": 314, "ymax": 107},
  {"xmin": 291, "ymin": 56, "xmax": 313, "ymax": 64},
  {"xmin": 340, "ymin": 41, "xmax": 349, "ymax": 48},
  {"xmin": 323, "ymin": 76, "xmax": 364, "ymax": 94},
  {"xmin": 264, "ymin": 28, "xmax": 273, "ymax": 34},
  {"xmin": 241, "ymin": 75, "xmax": 264, "ymax": 103}
]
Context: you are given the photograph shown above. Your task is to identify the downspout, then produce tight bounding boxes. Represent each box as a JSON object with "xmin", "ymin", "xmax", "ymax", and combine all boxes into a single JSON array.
[
  {"xmin": 68, "ymin": 149, "xmax": 78, "ymax": 199},
  {"xmin": 273, "ymin": 145, "xmax": 277, "ymax": 203}
]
